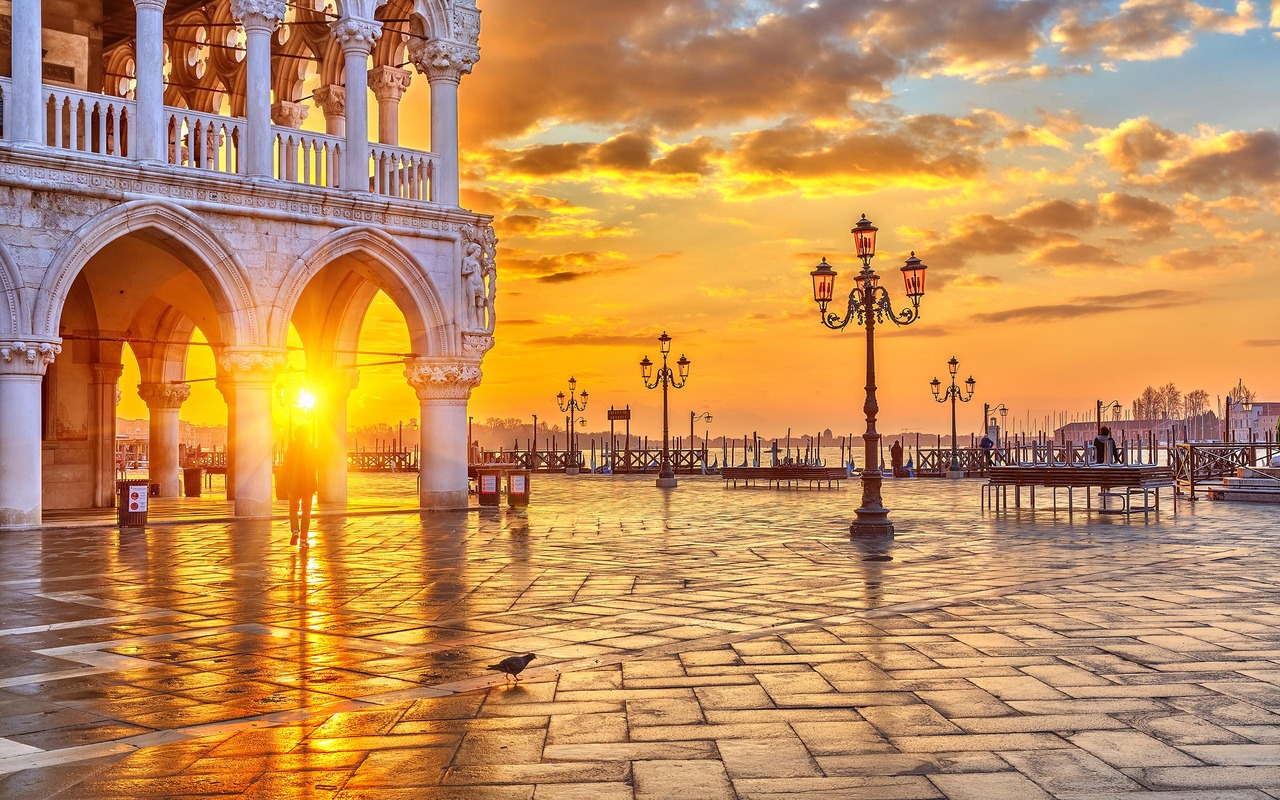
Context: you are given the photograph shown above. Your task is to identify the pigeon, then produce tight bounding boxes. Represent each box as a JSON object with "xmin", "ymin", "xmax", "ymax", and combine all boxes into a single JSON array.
[{"xmin": 488, "ymin": 653, "xmax": 536, "ymax": 684}]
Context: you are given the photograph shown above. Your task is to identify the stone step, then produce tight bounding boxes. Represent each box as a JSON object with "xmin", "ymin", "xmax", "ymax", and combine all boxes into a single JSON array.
[
  {"xmin": 1207, "ymin": 487, "xmax": 1280, "ymax": 503},
  {"xmin": 1222, "ymin": 477, "xmax": 1280, "ymax": 489}
]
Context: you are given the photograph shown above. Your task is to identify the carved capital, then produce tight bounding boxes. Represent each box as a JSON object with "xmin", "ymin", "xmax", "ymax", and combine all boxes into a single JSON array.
[
  {"xmin": 218, "ymin": 349, "xmax": 287, "ymax": 384},
  {"xmin": 404, "ymin": 360, "xmax": 482, "ymax": 401},
  {"xmin": 312, "ymin": 85, "xmax": 346, "ymax": 118},
  {"xmin": 368, "ymin": 65, "xmax": 412, "ymax": 103},
  {"xmin": 461, "ymin": 332, "xmax": 494, "ymax": 359},
  {"xmin": 452, "ymin": 4, "xmax": 481, "ymax": 49},
  {"xmin": 132, "ymin": 0, "xmax": 168, "ymax": 12},
  {"xmin": 138, "ymin": 382, "xmax": 191, "ymax": 410},
  {"xmin": 331, "ymin": 17, "xmax": 381, "ymax": 54},
  {"xmin": 92, "ymin": 363, "xmax": 125, "ymax": 384},
  {"xmin": 408, "ymin": 39, "xmax": 479, "ymax": 83},
  {"xmin": 271, "ymin": 100, "xmax": 310, "ymax": 129},
  {"xmin": 0, "ymin": 340, "xmax": 61, "ymax": 376},
  {"xmin": 231, "ymin": 0, "xmax": 284, "ymax": 30}
]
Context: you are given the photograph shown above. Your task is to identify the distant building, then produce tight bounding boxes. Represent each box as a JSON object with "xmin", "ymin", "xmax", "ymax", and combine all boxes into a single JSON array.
[{"xmin": 1231, "ymin": 402, "xmax": 1280, "ymax": 442}]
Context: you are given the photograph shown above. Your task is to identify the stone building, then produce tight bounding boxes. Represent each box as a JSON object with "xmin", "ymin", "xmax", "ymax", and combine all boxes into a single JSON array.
[{"xmin": 0, "ymin": 0, "xmax": 496, "ymax": 526}]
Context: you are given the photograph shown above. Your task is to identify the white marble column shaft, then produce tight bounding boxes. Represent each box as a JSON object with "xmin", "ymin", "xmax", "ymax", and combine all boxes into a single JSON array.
[
  {"xmin": 139, "ymin": 383, "xmax": 190, "ymax": 497},
  {"xmin": 219, "ymin": 350, "xmax": 285, "ymax": 517},
  {"xmin": 132, "ymin": 0, "xmax": 168, "ymax": 162},
  {"xmin": 0, "ymin": 341, "xmax": 58, "ymax": 527},
  {"xmin": 231, "ymin": 0, "xmax": 284, "ymax": 177},
  {"xmin": 316, "ymin": 370, "xmax": 357, "ymax": 505},
  {"xmin": 405, "ymin": 361, "xmax": 480, "ymax": 509},
  {"xmin": 10, "ymin": 0, "xmax": 45, "ymax": 146},
  {"xmin": 332, "ymin": 18, "xmax": 380, "ymax": 191}
]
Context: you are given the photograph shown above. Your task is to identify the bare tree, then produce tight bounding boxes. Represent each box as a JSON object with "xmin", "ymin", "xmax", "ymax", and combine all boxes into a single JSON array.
[
  {"xmin": 1227, "ymin": 381, "xmax": 1256, "ymax": 404},
  {"xmin": 1159, "ymin": 383, "xmax": 1182, "ymax": 420},
  {"xmin": 1185, "ymin": 389, "xmax": 1209, "ymax": 418}
]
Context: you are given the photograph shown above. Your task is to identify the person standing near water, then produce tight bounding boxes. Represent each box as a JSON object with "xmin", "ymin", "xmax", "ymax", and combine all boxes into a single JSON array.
[
  {"xmin": 1092, "ymin": 426, "xmax": 1120, "ymax": 465},
  {"xmin": 283, "ymin": 426, "xmax": 318, "ymax": 545}
]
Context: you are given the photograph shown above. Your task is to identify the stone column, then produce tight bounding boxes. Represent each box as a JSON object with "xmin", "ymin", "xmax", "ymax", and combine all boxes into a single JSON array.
[
  {"xmin": 132, "ymin": 0, "xmax": 168, "ymax": 162},
  {"xmin": 231, "ymin": 0, "xmax": 285, "ymax": 177},
  {"xmin": 312, "ymin": 85, "xmax": 346, "ymax": 137},
  {"xmin": 138, "ymin": 382, "xmax": 190, "ymax": 497},
  {"xmin": 0, "ymin": 341, "xmax": 60, "ymax": 527},
  {"xmin": 216, "ymin": 378, "xmax": 235, "ymax": 501},
  {"xmin": 91, "ymin": 363, "xmax": 124, "ymax": 508},
  {"xmin": 315, "ymin": 369, "xmax": 358, "ymax": 505},
  {"xmin": 218, "ymin": 349, "xmax": 286, "ymax": 517},
  {"xmin": 331, "ymin": 17, "xmax": 381, "ymax": 191},
  {"xmin": 404, "ymin": 360, "xmax": 481, "ymax": 509},
  {"xmin": 409, "ymin": 41, "xmax": 477, "ymax": 206},
  {"xmin": 10, "ymin": 0, "xmax": 44, "ymax": 146},
  {"xmin": 367, "ymin": 65, "xmax": 411, "ymax": 146},
  {"xmin": 270, "ymin": 100, "xmax": 309, "ymax": 129}
]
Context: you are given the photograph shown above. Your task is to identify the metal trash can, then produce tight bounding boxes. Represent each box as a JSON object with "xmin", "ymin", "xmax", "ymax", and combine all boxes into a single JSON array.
[
  {"xmin": 117, "ymin": 479, "xmax": 149, "ymax": 528},
  {"xmin": 149, "ymin": 483, "xmax": 161, "ymax": 497},
  {"xmin": 183, "ymin": 467, "xmax": 203, "ymax": 498},
  {"xmin": 477, "ymin": 469, "xmax": 503, "ymax": 507},
  {"xmin": 508, "ymin": 470, "xmax": 531, "ymax": 508}
]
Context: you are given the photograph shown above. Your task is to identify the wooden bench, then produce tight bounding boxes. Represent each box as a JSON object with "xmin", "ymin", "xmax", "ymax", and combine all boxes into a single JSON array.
[
  {"xmin": 982, "ymin": 465, "xmax": 1174, "ymax": 516},
  {"xmin": 722, "ymin": 466, "xmax": 847, "ymax": 489}
]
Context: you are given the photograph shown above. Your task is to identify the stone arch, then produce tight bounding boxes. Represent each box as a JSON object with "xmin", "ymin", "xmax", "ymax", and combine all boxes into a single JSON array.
[
  {"xmin": 0, "ymin": 237, "xmax": 25, "ymax": 337},
  {"xmin": 35, "ymin": 200, "xmax": 261, "ymax": 346},
  {"xmin": 270, "ymin": 225, "xmax": 450, "ymax": 357},
  {"xmin": 410, "ymin": 0, "xmax": 453, "ymax": 41}
]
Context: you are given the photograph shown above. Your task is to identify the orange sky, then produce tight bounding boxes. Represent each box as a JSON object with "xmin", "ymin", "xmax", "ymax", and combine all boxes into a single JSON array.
[{"xmin": 122, "ymin": 1, "xmax": 1280, "ymax": 440}]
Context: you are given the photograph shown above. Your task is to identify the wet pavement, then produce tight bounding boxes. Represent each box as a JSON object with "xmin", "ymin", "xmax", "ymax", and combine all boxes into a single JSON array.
[{"xmin": 0, "ymin": 474, "xmax": 1278, "ymax": 799}]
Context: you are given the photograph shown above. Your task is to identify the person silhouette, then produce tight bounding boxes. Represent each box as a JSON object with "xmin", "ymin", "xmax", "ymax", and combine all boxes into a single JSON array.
[{"xmin": 283, "ymin": 425, "xmax": 318, "ymax": 545}]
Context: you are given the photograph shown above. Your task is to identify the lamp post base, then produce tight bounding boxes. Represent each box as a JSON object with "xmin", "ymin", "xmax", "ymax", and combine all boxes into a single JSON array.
[
  {"xmin": 656, "ymin": 476, "xmax": 678, "ymax": 488},
  {"xmin": 566, "ymin": 466, "xmax": 580, "ymax": 476},
  {"xmin": 946, "ymin": 469, "xmax": 965, "ymax": 479},
  {"xmin": 850, "ymin": 518, "xmax": 894, "ymax": 537}
]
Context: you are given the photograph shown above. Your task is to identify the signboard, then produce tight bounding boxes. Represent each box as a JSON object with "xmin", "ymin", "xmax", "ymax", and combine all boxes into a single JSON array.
[
  {"xmin": 480, "ymin": 474, "xmax": 498, "ymax": 494},
  {"xmin": 128, "ymin": 485, "xmax": 148, "ymax": 513},
  {"xmin": 510, "ymin": 474, "xmax": 526, "ymax": 494},
  {"xmin": 608, "ymin": 408, "xmax": 631, "ymax": 421}
]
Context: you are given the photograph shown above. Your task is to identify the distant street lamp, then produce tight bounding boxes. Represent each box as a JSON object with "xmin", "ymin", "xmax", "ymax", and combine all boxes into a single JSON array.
[
  {"xmin": 556, "ymin": 377, "xmax": 588, "ymax": 475},
  {"xmin": 1242, "ymin": 398, "xmax": 1255, "ymax": 441},
  {"xmin": 931, "ymin": 356, "xmax": 976, "ymax": 478},
  {"xmin": 690, "ymin": 411, "xmax": 712, "ymax": 449},
  {"xmin": 1097, "ymin": 399, "xmax": 1120, "ymax": 431},
  {"xmin": 809, "ymin": 214, "xmax": 928, "ymax": 536},
  {"xmin": 983, "ymin": 402, "xmax": 1008, "ymax": 443},
  {"xmin": 640, "ymin": 332, "xmax": 691, "ymax": 488}
]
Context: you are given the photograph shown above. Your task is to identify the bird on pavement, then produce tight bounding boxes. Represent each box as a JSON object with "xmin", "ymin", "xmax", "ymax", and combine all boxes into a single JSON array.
[{"xmin": 488, "ymin": 653, "xmax": 536, "ymax": 684}]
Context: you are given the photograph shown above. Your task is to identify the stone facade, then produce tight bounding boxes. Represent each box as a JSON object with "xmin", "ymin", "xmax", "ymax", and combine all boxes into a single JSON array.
[{"xmin": 0, "ymin": 0, "xmax": 495, "ymax": 526}]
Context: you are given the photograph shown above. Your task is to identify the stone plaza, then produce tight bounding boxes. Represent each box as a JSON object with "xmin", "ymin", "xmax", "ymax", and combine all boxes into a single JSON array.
[{"xmin": 0, "ymin": 475, "xmax": 1278, "ymax": 799}]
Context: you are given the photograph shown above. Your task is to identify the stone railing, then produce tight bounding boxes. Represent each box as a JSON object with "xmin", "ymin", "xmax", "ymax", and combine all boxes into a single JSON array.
[{"xmin": 0, "ymin": 81, "xmax": 439, "ymax": 204}]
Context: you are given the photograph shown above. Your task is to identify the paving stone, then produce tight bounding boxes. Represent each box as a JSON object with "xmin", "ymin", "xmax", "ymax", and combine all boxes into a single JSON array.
[
  {"xmin": 716, "ymin": 736, "xmax": 821, "ymax": 778},
  {"xmin": 1001, "ymin": 748, "xmax": 1143, "ymax": 793},
  {"xmin": 1069, "ymin": 730, "xmax": 1202, "ymax": 767},
  {"xmin": 733, "ymin": 775, "xmax": 943, "ymax": 800},
  {"xmin": 929, "ymin": 771, "xmax": 1053, "ymax": 800},
  {"xmin": 633, "ymin": 759, "xmax": 733, "ymax": 800}
]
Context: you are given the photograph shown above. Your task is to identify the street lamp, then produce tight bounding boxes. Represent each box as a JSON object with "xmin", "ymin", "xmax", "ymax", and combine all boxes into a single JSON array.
[
  {"xmin": 1242, "ymin": 398, "xmax": 1255, "ymax": 440},
  {"xmin": 809, "ymin": 214, "xmax": 928, "ymax": 537},
  {"xmin": 640, "ymin": 331, "xmax": 691, "ymax": 488},
  {"xmin": 1097, "ymin": 399, "xmax": 1120, "ymax": 431},
  {"xmin": 983, "ymin": 402, "xmax": 1008, "ymax": 442},
  {"xmin": 690, "ymin": 411, "xmax": 712, "ymax": 448},
  {"xmin": 931, "ymin": 356, "xmax": 975, "ymax": 478},
  {"xmin": 556, "ymin": 377, "xmax": 588, "ymax": 475}
]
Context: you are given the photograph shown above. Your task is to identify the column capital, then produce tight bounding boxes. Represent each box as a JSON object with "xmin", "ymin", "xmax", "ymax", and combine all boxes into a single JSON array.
[
  {"xmin": 312, "ymin": 85, "xmax": 346, "ymax": 118},
  {"xmin": 271, "ymin": 100, "xmax": 310, "ymax": 129},
  {"xmin": 0, "ymin": 340, "xmax": 61, "ymax": 377},
  {"xmin": 409, "ymin": 39, "xmax": 479, "ymax": 83},
  {"xmin": 138, "ymin": 382, "xmax": 192, "ymax": 410},
  {"xmin": 91, "ymin": 363, "xmax": 125, "ymax": 384},
  {"xmin": 132, "ymin": 0, "xmax": 167, "ymax": 11},
  {"xmin": 218, "ymin": 349, "xmax": 287, "ymax": 385},
  {"xmin": 368, "ymin": 65, "xmax": 413, "ymax": 103},
  {"xmin": 404, "ymin": 359, "xmax": 482, "ymax": 401},
  {"xmin": 231, "ymin": 0, "xmax": 285, "ymax": 31},
  {"xmin": 331, "ymin": 17, "xmax": 382, "ymax": 55},
  {"xmin": 314, "ymin": 368, "xmax": 360, "ymax": 400}
]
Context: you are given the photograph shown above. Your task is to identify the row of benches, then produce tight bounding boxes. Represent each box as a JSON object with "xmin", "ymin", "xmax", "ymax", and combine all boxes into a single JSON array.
[{"xmin": 721, "ymin": 466, "xmax": 849, "ymax": 489}]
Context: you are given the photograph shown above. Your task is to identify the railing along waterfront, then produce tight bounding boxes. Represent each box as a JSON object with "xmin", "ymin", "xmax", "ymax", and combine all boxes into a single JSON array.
[{"xmin": 1171, "ymin": 442, "xmax": 1280, "ymax": 499}]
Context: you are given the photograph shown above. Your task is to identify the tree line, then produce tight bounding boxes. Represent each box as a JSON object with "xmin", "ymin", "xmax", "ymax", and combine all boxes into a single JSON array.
[{"xmin": 1130, "ymin": 382, "xmax": 1254, "ymax": 421}]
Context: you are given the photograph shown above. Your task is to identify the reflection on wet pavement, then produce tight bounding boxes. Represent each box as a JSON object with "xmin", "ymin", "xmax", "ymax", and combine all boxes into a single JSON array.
[{"xmin": 0, "ymin": 475, "xmax": 1278, "ymax": 797}]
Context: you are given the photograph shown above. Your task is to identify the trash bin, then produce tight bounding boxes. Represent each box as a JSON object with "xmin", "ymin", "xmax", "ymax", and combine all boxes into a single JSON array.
[
  {"xmin": 507, "ymin": 469, "xmax": 531, "ymax": 508},
  {"xmin": 117, "ymin": 479, "xmax": 149, "ymax": 528},
  {"xmin": 149, "ymin": 483, "xmax": 161, "ymax": 497},
  {"xmin": 183, "ymin": 467, "xmax": 203, "ymax": 498},
  {"xmin": 477, "ymin": 469, "xmax": 503, "ymax": 507}
]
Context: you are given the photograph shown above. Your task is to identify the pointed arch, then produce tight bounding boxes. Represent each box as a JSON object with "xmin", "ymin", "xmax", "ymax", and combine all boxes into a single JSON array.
[
  {"xmin": 0, "ymin": 237, "xmax": 25, "ymax": 337},
  {"xmin": 34, "ymin": 200, "xmax": 261, "ymax": 346},
  {"xmin": 270, "ymin": 225, "xmax": 450, "ymax": 357}
]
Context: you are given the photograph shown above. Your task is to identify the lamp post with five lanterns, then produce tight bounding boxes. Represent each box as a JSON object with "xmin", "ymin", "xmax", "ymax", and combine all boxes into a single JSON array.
[
  {"xmin": 556, "ymin": 378, "xmax": 588, "ymax": 475},
  {"xmin": 640, "ymin": 332, "xmax": 691, "ymax": 488},
  {"xmin": 809, "ymin": 214, "xmax": 928, "ymax": 537}
]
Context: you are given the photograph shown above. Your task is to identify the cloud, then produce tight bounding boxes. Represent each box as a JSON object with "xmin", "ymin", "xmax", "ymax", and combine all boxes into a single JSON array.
[
  {"xmin": 1088, "ymin": 117, "xmax": 1185, "ymax": 175},
  {"xmin": 1011, "ymin": 199, "xmax": 1098, "ymax": 228},
  {"xmin": 1051, "ymin": 0, "xmax": 1261, "ymax": 62},
  {"xmin": 1243, "ymin": 338, "xmax": 1280, "ymax": 347},
  {"xmin": 971, "ymin": 289, "xmax": 1197, "ymax": 323},
  {"xmin": 978, "ymin": 63, "xmax": 1094, "ymax": 84},
  {"xmin": 1146, "ymin": 244, "xmax": 1245, "ymax": 271},
  {"xmin": 523, "ymin": 333, "xmax": 657, "ymax": 347},
  {"xmin": 500, "ymin": 249, "xmax": 628, "ymax": 281},
  {"xmin": 1158, "ymin": 130, "xmax": 1280, "ymax": 191},
  {"xmin": 1098, "ymin": 192, "xmax": 1176, "ymax": 236},
  {"xmin": 1026, "ymin": 241, "xmax": 1125, "ymax": 269}
]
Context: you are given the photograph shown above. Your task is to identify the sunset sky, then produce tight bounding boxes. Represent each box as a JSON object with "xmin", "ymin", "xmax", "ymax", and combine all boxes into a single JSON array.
[{"xmin": 121, "ymin": 0, "xmax": 1280, "ymax": 440}]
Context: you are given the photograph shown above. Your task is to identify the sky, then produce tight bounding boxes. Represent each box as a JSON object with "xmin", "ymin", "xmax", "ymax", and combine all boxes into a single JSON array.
[{"xmin": 121, "ymin": 0, "xmax": 1280, "ymax": 440}]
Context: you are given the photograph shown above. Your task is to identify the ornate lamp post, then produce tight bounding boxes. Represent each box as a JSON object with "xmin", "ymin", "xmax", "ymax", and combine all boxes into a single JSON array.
[
  {"xmin": 931, "ymin": 356, "xmax": 975, "ymax": 478},
  {"xmin": 809, "ymin": 214, "xmax": 928, "ymax": 536},
  {"xmin": 556, "ymin": 377, "xmax": 588, "ymax": 475},
  {"xmin": 690, "ymin": 411, "xmax": 712, "ymax": 448},
  {"xmin": 983, "ymin": 402, "xmax": 1008, "ymax": 444},
  {"xmin": 1096, "ymin": 399, "xmax": 1120, "ymax": 431},
  {"xmin": 640, "ymin": 332, "xmax": 691, "ymax": 488}
]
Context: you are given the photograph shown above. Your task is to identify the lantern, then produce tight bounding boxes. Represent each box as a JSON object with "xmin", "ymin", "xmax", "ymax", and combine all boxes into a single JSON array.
[
  {"xmin": 810, "ymin": 257, "xmax": 837, "ymax": 311},
  {"xmin": 965, "ymin": 376, "xmax": 976, "ymax": 395},
  {"xmin": 640, "ymin": 356, "xmax": 653, "ymax": 381},
  {"xmin": 852, "ymin": 214, "xmax": 878, "ymax": 261},
  {"xmin": 677, "ymin": 354, "xmax": 691, "ymax": 380},
  {"xmin": 901, "ymin": 251, "xmax": 927, "ymax": 302},
  {"xmin": 948, "ymin": 356, "xmax": 959, "ymax": 377},
  {"xmin": 930, "ymin": 377, "xmax": 942, "ymax": 397},
  {"xmin": 659, "ymin": 331, "xmax": 672, "ymax": 355}
]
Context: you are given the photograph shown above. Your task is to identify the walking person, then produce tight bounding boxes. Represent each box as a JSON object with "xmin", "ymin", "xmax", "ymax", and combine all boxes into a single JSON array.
[
  {"xmin": 1092, "ymin": 426, "xmax": 1120, "ymax": 465},
  {"xmin": 979, "ymin": 433, "xmax": 994, "ymax": 467},
  {"xmin": 283, "ymin": 426, "xmax": 318, "ymax": 545}
]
